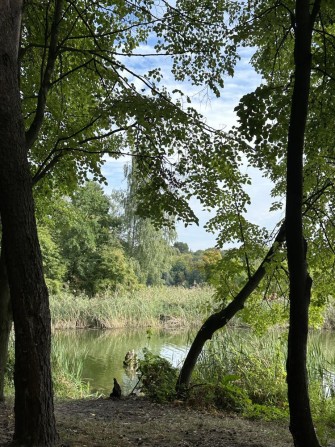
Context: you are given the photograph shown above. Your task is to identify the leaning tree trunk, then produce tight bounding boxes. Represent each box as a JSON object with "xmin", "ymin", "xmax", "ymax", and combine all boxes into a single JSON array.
[
  {"xmin": 0, "ymin": 1, "xmax": 58, "ymax": 445},
  {"xmin": 285, "ymin": 0, "xmax": 321, "ymax": 446},
  {"xmin": 176, "ymin": 223, "xmax": 286, "ymax": 393},
  {"xmin": 0, "ymin": 247, "xmax": 12, "ymax": 401},
  {"xmin": 175, "ymin": 173, "xmax": 330, "ymax": 395}
]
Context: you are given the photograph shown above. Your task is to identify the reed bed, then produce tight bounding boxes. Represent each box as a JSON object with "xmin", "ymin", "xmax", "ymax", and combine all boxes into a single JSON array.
[
  {"xmin": 52, "ymin": 340, "xmax": 92, "ymax": 399},
  {"xmin": 194, "ymin": 330, "xmax": 288, "ymax": 411},
  {"xmin": 50, "ymin": 286, "xmax": 214, "ymax": 329},
  {"xmin": 193, "ymin": 329, "xmax": 335, "ymax": 443}
]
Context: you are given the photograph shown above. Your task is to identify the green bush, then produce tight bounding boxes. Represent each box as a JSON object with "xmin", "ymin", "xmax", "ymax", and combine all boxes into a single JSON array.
[
  {"xmin": 137, "ymin": 348, "xmax": 178, "ymax": 402},
  {"xmin": 188, "ymin": 374, "xmax": 251, "ymax": 413}
]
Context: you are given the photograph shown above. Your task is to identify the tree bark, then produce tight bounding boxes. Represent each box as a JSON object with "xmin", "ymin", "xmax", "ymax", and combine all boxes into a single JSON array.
[
  {"xmin": 0, "ymin": 1, "xmax": 58, "ymax": 445},
  {"xmin": 285, "ymin": 1, "xmax": 321, "ymax": 446},
  {"xmin": 0, "ymin": 247, "xmax": 12, "ymax": 401},
  {"xmin": 176, "ymin": 223, "xmax": 286, "ymax": 394}
]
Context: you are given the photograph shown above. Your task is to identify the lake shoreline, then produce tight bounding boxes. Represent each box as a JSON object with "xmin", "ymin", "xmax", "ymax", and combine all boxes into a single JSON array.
[{"xmin": 49, "ymin": 286, "xmax": 335, "ymax": 331}]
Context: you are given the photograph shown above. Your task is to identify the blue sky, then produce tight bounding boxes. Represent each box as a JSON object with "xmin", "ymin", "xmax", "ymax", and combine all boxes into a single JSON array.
[{"xmin": 101, "ymin": 47, "xmax": 284, "ymax": 251}]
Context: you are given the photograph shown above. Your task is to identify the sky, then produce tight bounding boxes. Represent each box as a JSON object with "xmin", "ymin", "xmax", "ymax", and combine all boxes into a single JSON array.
[{"xmin": 101, "ymin": 47, "xmax": 284, "ymax": 251}]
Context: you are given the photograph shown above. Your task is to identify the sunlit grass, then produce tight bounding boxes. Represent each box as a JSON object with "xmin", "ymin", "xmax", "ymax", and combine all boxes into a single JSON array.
[
  {"xmin": 5, "ymin": 333, "xmax": 93, "ymax": 399},
  {"xmin": 50, "ymin": 286, "xmax": 214, "ymax": 329},
  {"xmin": 192, "ymin": 329, "xmax": 288, "ymax": 416},
  {"xmin": 51, "ymin": 337, "xmax": 93, "ymax": 399},
  {"xmin": 191, "ymin": 328, "xmax": 335, "ymax": 443}
]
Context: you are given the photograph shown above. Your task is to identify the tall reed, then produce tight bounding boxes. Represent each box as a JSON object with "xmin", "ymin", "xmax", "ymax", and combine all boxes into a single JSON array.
[
  {"xmin": 51, "ymin": 337, "xmax": 92, "ymax": 398},
  {"xmin": 192, "ymin": 328, "xmax": 335, "ymax": 442},
  {"xmin": 5, "ymin": 333, "xmax": 93, "ymax": 399},
  {"xmin": 194, "ymin": 329, "xmax": 288, "ymax": 410},
  {"xmin": 50, "ymin": 286, "xmax": 214, "ymax": 329}
]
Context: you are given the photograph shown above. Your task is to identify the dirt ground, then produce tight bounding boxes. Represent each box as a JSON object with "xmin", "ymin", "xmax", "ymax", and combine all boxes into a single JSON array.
[{"xmin": 0, "ymin": 396, "xmax": 294, "ymax": 447}]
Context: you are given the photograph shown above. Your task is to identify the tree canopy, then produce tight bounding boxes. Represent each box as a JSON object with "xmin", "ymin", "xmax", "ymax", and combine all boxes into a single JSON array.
[{"xmin": 2, "ymin": 0, "xmax": 335, "ymax": 446}]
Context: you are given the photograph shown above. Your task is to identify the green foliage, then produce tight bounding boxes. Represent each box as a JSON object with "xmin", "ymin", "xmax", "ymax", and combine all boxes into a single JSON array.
[
  {"xmin": 244, "ymin": 403, "xmax": 288, "ymax": 421},
  {"xmin": 92, "ymin": 246, "xmax": 138, "ymax": 295},
  {"xmin": 137, "ymin": 348, "xmax": 178, "ymax": 402},
  {"xmin": 309, "ymin": 382, "xmax": 335, "ymax": 446},
  {"xmin": 22, "ymin": 0, "xmax": 335, "ymax": 321},
  {"xmin": 38, "ymin": 225, "xmax": 67, "ymax": 294},
  {"xmin": 223, "ymin": 0, "xmax": 335, "ymax": 322},
  {"xmin": 36, "ymin": 181, "xmax": 139, "ymax": 295},
  {"xmin": 173, "ymin": 242, "xmax": 189, "ymax": 254},
  {"xmin": 22, "ymin": 0, "xmax": 250, "ymax": 237},
  {"xmin": 188, "ymin": 376, "xmax": 251, "ymax": 413},
  {"xmin": 193, "ymin": 330, "xmax": 289, "ymax": 414},
  {"xmin": 167, "ymin": 249, "xmax": 223, "ymax": 287},
  {"xmin": 123, "ymin": 162, "xmax": 176, "ymax": 285},
  {"xmin": 190, "ymin": 326, "xmax": 335, "ymax": 434}
]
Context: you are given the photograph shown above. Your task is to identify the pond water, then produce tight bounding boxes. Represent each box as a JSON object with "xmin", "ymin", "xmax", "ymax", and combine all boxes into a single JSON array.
[
  {"xmin": 52, "ymin": 328, "xmax": 335, "ymax": 397},
  {"xmin": 52, "ymin": 328, "xmax": 194, "ymax": 396}
]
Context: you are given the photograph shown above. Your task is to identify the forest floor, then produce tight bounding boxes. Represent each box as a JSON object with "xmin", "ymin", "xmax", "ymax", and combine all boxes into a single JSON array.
[{"xmin": 0, "ymin": 395, "xmax": 294, "ymax": 447}]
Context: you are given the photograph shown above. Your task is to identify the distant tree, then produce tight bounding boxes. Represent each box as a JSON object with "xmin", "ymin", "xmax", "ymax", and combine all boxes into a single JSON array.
[
  {"xmin": 169, "ymin": 258, "xmax": 190, "ymax": 286},
  {"xmin": 168, "ymin": 249, "xmax": 222, "ymax": 287},
  {"xmin": 196, "ymin": 248, "xmax": 222, "ymax": 284},
  {"xmin": 174, "ymin": 242, "xmax": 190, "ymax": 254},
  {"xmin": 37, "ymin": 225, "xmax": 67, "ymax": 294},
  {"xmin": 91, "ymin": 246, "xmax": 138, "ymax": 294},
  {"xmin": 123, "ymin": 161, "xmax": 176, "ymax": 285},
  {"xmin": 44, "ymin": 182, "xmax": 138, "ymax": 295}
]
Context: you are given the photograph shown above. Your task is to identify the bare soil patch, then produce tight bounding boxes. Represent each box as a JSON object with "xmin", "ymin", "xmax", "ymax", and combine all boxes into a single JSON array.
[{"xmin": 0, "ymin": 396, "xmax": 293, "ymax": 446}]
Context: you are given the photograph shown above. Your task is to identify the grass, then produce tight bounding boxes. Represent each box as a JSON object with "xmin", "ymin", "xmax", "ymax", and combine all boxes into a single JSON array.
[
  {"xmin": 189, "ymin": 328, "xmax": 335, "ymax": 444},
  {"xmin": 52, "ymin": 337, "xmax": 93, "ymax": 399},
  {"xmin": 191, "ymin": 329, "xmax": 288, "ymax": 417},
  {"xmin": 5, "ymin": 334, "xmax": 93, "ymax": 400},
  {"xmin": 49, "ymin": 285, "xmax": 335, "ymax": 331},
  {"xmin": 50, "ymin": 286, "xmax": 214, "ymax": 329}
]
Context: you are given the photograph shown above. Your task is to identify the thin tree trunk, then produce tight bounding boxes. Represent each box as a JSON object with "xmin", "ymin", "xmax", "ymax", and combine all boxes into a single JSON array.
[
  {"xmin": 0, "ymin": 247, "xmax": 12, "ymax": 401},
  {"xmin": 176, "ymin": 223, "xmax": 286, "ymax": 394},
  {"xmin": 0, "ymin": 1, "xmax": 58, "ymax": 445},
  {"xmin": 285, "ymin": 1, "xmax": 321, "ymax": 446}
]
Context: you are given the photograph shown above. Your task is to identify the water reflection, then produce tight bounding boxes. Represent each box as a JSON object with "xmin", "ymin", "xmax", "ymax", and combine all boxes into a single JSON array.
[
  {"xmin": 52, "ymin": 328, "xmax": 193, "ymax": 395},
  {"xmin": 53, "ymin": 328, "xmax": 335, "ymax": 398}
]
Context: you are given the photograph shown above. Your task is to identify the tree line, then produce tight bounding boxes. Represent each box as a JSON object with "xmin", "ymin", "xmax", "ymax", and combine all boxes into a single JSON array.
[
  {"xmin": 0, "ymin": 0, "xmax": 334, "ymax": 446},
  {"xmin": 37, "ymin": 180, "xmax": 222, "ymax": 294}
]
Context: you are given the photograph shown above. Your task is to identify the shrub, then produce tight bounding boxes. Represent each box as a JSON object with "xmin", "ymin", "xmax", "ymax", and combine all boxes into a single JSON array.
[{"xmin": 137, "ymin": 348, "xmax": 178, "ymax": 402}]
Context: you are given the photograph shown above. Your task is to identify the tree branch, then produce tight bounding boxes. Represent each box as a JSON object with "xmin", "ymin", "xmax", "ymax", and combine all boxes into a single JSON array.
[{"xmin": 25, "ymin": 0, "xmax": 63, "ymax": 151}]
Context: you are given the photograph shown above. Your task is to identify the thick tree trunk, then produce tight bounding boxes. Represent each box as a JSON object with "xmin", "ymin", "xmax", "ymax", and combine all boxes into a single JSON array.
[
  {"xmin": 0, "ymin": 248, "xmax": 12, "ymax": 401},
  {"xmin": 285, "ymin": 1, "xmax": 321, "ymax": 446},
  {"xmin": 0, "ymin": 2, "xmax": 58, "ymax": 445},
  {"xmin": 176, "ymin": 223, "xmax": 286, "ymax": 394}
]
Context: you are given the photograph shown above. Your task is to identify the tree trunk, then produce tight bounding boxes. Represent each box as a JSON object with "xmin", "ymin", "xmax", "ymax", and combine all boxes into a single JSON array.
[
  {"xmin": 176, "ymin": 223, "xmax": 286, "ymax": 394},
  {"xmin": 0, "ymin": 1, "xmax": 58, "ymax": 445},
  {"xmin": 0, "ymin": 247, "xmax": 12, "ymax": 401},
  {"xmin": 285, "ymin": 1, "xmax": 321, "ymax": 446}
]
